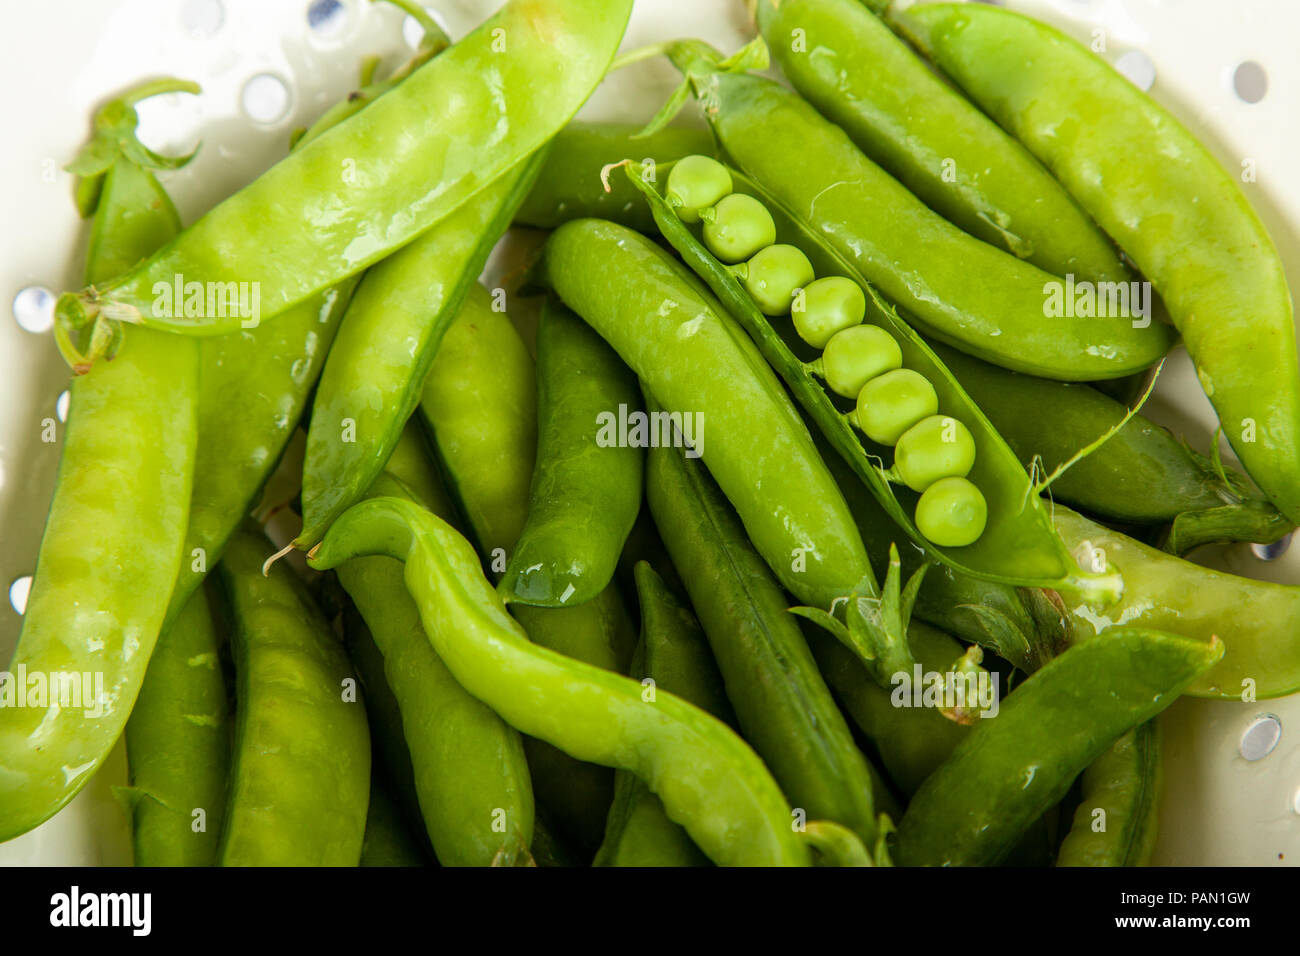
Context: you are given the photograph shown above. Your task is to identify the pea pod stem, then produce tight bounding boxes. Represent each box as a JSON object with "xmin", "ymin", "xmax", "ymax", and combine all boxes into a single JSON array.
[{"xmin": 309, "ymin": 497, "xmax": 810, "ymax": 867}]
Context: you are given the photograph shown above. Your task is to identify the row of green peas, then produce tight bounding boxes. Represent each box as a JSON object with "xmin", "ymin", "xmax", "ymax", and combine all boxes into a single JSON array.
[{"xmin": 665, "ymin": 155, "xmax": 988, "ymax": 548}]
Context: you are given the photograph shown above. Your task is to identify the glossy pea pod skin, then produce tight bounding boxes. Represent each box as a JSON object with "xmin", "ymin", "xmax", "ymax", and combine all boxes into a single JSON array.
[
  {"xmin": 0, "ymin": 137, "xmax": 199, "ymax": 841},
  {"xmin": 515, "ymin": 122, "xmax": 716, "ymax": 232},
  {"xmin": 932, "ymin": 341, "xmax": 1291, "ymax": 552},
  {"xmin": 337, "ymin": 431, "xmax": 535, "ymax": 867},
  {"xmin": 895, "ymin": 3, "xmax": 1299, "ymax": 524},
  {"xmin": 594, "ymin": 563, "xmax": 731, "ymax": 868},
  {"xmin": 1053, "ymin": 506, "xmax": 1300, "ymax": 700},
  {"xmin": 897, "ymin": 629, "xmax": 1222, "ymax": 867},
  {"xmin": 500, "ymin": 298, "xmax": 644, "ymax": 607},
  {"xmin": 309, "ymin": 498, "xmax": 810, "ymax": 867},
  {"xmin": 646, "ymin": 437, "xmax": 880, "ymax": 843},
  {"xmin": 55, "ymin": 0, "xmax": 635, "ymax": 354},
  {"xmin": 297, "ymin": 152, "xmax": 545, "ymax": 548},
  {"xmin": 216, "ymin": 525, "xmax": 370, "ymax": 866},
  {"xmin": 418, "ymin": 288, "xmax": 636, "ymax": 853},
  {"xmin": 124, "ymin": 586, "xmax": 230, "ymax": 866},
  {"xmin": 754, "ymin": 0, "xmax": 1127, "ymax": 282},
  {"xmin": 541, "ymin": 218, "xmax": 877, "ymax": 613},
  {"xmin": 1057, "ymin": 723, "xmax": 1161, "ymax": 867},
  {"xmin": 668, "ymin": 44, "xmax": 1175, "ymax": 381}
]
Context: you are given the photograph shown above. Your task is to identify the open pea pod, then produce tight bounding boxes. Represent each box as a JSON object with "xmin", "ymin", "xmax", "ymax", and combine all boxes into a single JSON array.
[{"xmin": 623, "ymin": 161, "xmax": 1119, "ymax": 603}]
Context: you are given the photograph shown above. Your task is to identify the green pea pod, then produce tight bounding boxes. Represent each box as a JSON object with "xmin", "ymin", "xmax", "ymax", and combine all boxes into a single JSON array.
[
  {"xmin": 501, "ymin": 298, "xmax": 644, "ymax": 607},
  {"xmin": 54, "ymin": 0, "xmax": 634, "ymax": 366},
  {"xmin": 420, "ymin": 283, "xmax": 536, "ymax": 564},
  {"xmin": 216, "ymin": 525, "xmax": 370, "ymax": 866},
  {"xmin": 754, "ymin": 0, "xmax": 1127, "ymax": 281},
  {"xmin": 0, "ymin": 82, "xmax": 200, "ymax": 842},
  {"xmin": 895, "ymin": 2, "xmax": 1299, "ymax": 525},
  {"xmin": 646, "ymin": 435, "xmax": 880, "ymax": 842},
  {"xmin": 539, "ymin": 218, "xmax": 879, "ymax": 615},
  {"xmin": 360, "ymin": 773, "xmax": 429, "ymax": 867},
  {"xmin": 811, "ymin": 621, "xmax": 971, "ymax": 798},
  {"xmin": 418, "ymin": 286, "xmax": 636, "ymax": 854},
  {"xmin": 1053, "ymin": 506, "xmax": 1300, "ymax": 699},
  {"xmin": 297, "ymin": 151, "xmax": 546, "ymax": 548},
  {"xmin": 624, "ymin": 161, "xmax": 1119, "ymax": 604},
  {"xmin": 123, "ymin": 586, "xmax": 229, "ymax": 866},
  {"xmin": 309, "ymin": 497, "xmax": 810, "ymax": 867},
  {"xmin": 931, "ymin": 341, "xmax": 1291, "ymax": 552},
  {"xmin": 1057, "ymin": 723, "xmax": 1161, "ymax": 867},
  {"xmin": 515, "ymin": 122, "xmax": 716, "ymax": 232},
  {"xmin": 897, "ymin": 628, "xmax": 1221, "ymax": 866},
  {"xmin": 337, "ymin": 435, "xmax": 535, "ymax": 866},
  {"xmin": 594, "ymin": 562, "xmax": 731, "ymax": 867},
  {"xmin": 660, "ymin": 40, "xmax": 1174, "ymax": 381}
]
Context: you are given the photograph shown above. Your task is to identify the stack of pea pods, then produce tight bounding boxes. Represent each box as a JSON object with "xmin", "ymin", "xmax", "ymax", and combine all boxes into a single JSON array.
[{"xmin": 2, "ymin": 0, "xmax": 1296, "ymax": 868}]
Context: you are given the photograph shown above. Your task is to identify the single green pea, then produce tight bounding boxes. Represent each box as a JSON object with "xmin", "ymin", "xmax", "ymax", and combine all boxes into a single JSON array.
[
  {"xmin": 855, "ymin": 369, "xmax": 939, "ymax": 445},
  {"xmin": 666, "ymin": 155, "xmax": 733, "ymax": 223},
  {"xmin": 823, "ymin": 325, "xmax": 903, "ymax": 398},
  {"xmin": 736, "ymin": 244, "xmax": 815, "ymax": 316},
  {"xmin": 702, "ymin": 193, "xmax": 776, "ymax": 264},
  {"xmin": 893, "ymin": 415, "xmax": 977, "ymax": 492},
  {"xmin": 915, "ymin": 476, "xmax": 988, "ymax": 548},
  {"xmin": 792, "ymin": 276, "xmax": 867, "ymax": 349}
]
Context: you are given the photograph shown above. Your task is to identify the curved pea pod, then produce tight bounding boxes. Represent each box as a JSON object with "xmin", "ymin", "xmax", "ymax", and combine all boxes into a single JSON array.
[
  {"xmin": 931, "ymin": 341, "xmax": 1292, "ymax": 553},
  {"xmin": 216, "ymin": 525, "xmax": 370, "ymax": 866},
  {"xmin": 123, "ymin": 586, "xmax": 229, "ymax": 866},
  {"xmin": 417, "ymin": 289, "xmax": 636, "ymax": 853},
  {"xmin": 500, "ymin": 298, "xmax": 644, "ymax": 607},
  {"xmin": 661, "ymin": 41, "xmax": 1175, "ymax": 381},
  {"xmin": 54, "ymin": 0, "xmax": 636, "ymax": 365},
  {"xmin": 594, "ymin": 562, "xmax": 731, "ymax": 867},
  {"xmin": 539, "ymin": 218, "xmax": 877, "ymax": 615},
  {"xmin": 516, "ymin": 122, "xmax": 716, "ymax": 232},
  {"xmin": 337, "ymin": 446, "xmax": 535, "ymax": 867},
  {"xmin": 309, "ymin": 497, "xmax": 810, "ymax": 867},
  {"xmin": 0, "ymin": 87, "xmax": 199, "ymax": 842},
  {"xmin": 897, "ymin": 628, "xmax": 1222, "ymax": 866},
  {"xmin": 1053, "ymin": 506, "xmax": 1300, "ymax": 700},
  {"xmin": 1057, "ymin": 723, "xmax": 1161, "ymax": 867},
  {"xmin": 297, "ymin": 151, "xmax": 546, "ymax": 549},
  {"xmin": 895, "ymin": 2, "xmax": 1299, "ymax": 526},
  {"xmin": 625, "ymin": 162, "xmax": 1120, "ymax": 605},
  {"xmin": 810, "ymin": 621, "xmax": 971, "ymax": 798},
  {"xmin": 754, "ymin": 0, "xmax": 1127, "ymax": 282},
  {"xmin": 646, "ymin": 436, "xmax": 881, "ymax": 843}
]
